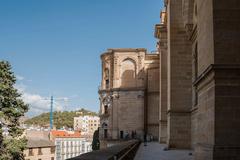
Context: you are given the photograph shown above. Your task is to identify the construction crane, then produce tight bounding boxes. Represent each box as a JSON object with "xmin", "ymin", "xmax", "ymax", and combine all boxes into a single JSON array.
[
  {"xmin": 50, "ymin": 96, "xmax": 53, "ymax": 130},
  {"xmin": 43, "ymin": 96, "xmax": 68, "ymax": 130}
]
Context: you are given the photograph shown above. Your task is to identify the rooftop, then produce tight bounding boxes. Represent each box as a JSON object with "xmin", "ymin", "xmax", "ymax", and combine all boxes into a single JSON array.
[
  {"xmin": 101, "ymin": 48, "xmax": 147, "ymax": 58},
  {"xmin": 27, "ymin": 139, "xmax": 55, "ymax": 148},
  {"xmin": 51, "ymin": 130, "xmax": 81, "ymax": 138},
  {"xmin": 107, "ymin": 48, "xmax": 146, "ymax": 52}
]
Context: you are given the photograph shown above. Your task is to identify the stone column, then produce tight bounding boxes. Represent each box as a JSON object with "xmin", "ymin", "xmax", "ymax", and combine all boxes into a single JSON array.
[{"xmin": 166, "ymin": 0, "xmax": 192, "ymax": 149}]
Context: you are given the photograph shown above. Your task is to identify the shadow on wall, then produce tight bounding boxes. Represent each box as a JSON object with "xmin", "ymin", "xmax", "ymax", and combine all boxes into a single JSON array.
[
  {"xmin": 121, "ymin": 70, "xmax": 136, "ymax": 88},
  {"xmin": 120, "ymin": 59, "xmax": 137, "ymax": 88}
]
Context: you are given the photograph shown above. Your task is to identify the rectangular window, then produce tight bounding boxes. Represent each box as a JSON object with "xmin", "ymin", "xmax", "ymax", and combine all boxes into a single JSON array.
[
  {"xmin": 104, "ymin": 105, "xmax": 108, "ymax": 114},
  {"xmin": 104, "ymin": 129, "xmax": 108, "ymax": 139},
  {"xmin": 38, "ymin": 148, "xmax": 43, "ymax": 155},
  {"xmin": 106, "ymin": 79, "xmax": 109, "ymax": 89},
  {"xmin": 81, "ymin": 143, "xmax": 85, "ymax": 152},
  {"xmin": 29, "ymin": 148, "xmax": 33, "ymax": 156},
  {"xmin": 51, "ymin": 146, "xmax": 55, "ymax": 154},
  {"xmin": 120, "ymin": 131, "xmax": 123, "ymax": 139}
]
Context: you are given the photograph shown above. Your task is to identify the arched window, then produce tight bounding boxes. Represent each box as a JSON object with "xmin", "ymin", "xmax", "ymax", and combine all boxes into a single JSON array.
[
  {"xmin": 104, "ymin": 105, "xmax": 108, "ymax": 114},
  {"xmin": 120, "ymin": 58, "xmax": 136, "ymax": 87},
  {"xmin": 104, "ymin": 68, "xmax": 110, "ymax": 89}
]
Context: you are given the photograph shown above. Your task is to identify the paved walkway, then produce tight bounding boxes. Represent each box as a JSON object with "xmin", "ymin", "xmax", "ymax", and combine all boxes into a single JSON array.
[{"xmin": 134, "ymin": 142, "xmax": 193, "ymax": 160}]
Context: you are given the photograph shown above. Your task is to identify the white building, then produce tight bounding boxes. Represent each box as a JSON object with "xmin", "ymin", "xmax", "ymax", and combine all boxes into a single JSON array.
[
  {"xmin": 50, "ymin": 130, "xmax": 92, "ymax": 160},
  {"xmin": 55, "ymin": 137, "xmax": 91, "ymax": 160},
  {"xmin": 74, "ymin": 115, "xmax": 100, "ymax": 136}
]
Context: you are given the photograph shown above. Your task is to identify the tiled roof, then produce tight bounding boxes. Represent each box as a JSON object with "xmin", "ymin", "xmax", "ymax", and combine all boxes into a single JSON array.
[
  {"xmin": 51, "ymin": 130, "xmax": 81, "ymax": 138},
  {"xmin": 27, "ymin": 139, "xmax": 55, "ymax": 148}
]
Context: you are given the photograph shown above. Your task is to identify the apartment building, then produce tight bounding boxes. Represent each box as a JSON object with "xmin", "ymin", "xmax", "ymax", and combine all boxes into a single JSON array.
[
  {"xmin": 74, "ymin": 115, "xmax": 100, "ymax": 136},
  {"xmin": 50, "ymin": 130, "xmax": 92, "ymax": 160},
  {"xmin": 24, "ymin": 139, "xmax": 55, "ymax": 160}
]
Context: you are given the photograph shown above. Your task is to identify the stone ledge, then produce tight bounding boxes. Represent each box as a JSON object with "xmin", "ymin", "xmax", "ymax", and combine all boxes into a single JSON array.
[
  {"xmin": 68, "ymin": 140, "xmax": 140, "ymax": 160},
  {"xmin": 99, "ymin": 87, "xmax": 146, "ymax": 93},
  {"xmin": 193, "ymin": 64, "xmax": 240, "ymax": 87}
]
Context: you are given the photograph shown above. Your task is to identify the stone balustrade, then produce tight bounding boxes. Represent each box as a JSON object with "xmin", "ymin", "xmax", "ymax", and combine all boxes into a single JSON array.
[{"xmin": 67, "ymin": 140, "xmax": 140, "ymax": 160}]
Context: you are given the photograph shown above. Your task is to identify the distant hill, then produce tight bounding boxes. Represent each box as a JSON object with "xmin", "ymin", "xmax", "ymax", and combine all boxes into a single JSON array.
[{"xmin": 24, "ymin": 108, "xmax": 98, "ymax": 129}]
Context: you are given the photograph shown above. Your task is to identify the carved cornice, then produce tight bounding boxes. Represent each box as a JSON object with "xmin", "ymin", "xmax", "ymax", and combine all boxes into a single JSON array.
[
  {"xmin": 145, "ymin": 54, "xmax": 159, "ymax": 60},
  {"xmin": 167, "ymin": 110, "xmax": 191, "ymax": 115},
  {"xmin": 193, "ymin": 64, "xmax": 240, "ymax": 87},
  {"xmin": 100, "ymin": 51, "xmax": 113, "ymax": 59},
  {"xmin": 99, "ymin": 87, "xmax": 145, "ymax": 93},
  {"xmin": 154, "ymin": 24, "xmax": 167, "ymax": 39},
  {"xmin": 101, "ymin": 48, "xmax": 147, "ymax": 59},
  {"xmin": 108, "ymin": 48, "xmax": 147, "ymax": 52}
]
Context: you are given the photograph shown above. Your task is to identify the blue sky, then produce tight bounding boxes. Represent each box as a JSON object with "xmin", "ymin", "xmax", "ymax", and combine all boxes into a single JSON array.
[{"xmin": 0, "ymin": 0, "xmax": 163, "ymax": 117}]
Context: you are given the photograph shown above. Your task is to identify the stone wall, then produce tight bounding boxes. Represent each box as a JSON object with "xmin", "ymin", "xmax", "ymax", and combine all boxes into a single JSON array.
[
  {"xmin": 212, "ymin": 0, "xmax": 240, "ymax": 159},
  {"xmin": 159, "ymin": 0, "xmax": 240, "ymax": 159},
  {"xmin": 166, "ymin": 0, "xmax": 192, "ymax": 149},
  {"xmin": 147, "ymin": 67, "xmax": 159, "ymax": 140},
  {"xmin": 116, "ymin": 90, "xmax": 145, "ymax": 139},
  {"xmin": 99, "ymin": 49, "xmax": 160, "ymax": 142}
]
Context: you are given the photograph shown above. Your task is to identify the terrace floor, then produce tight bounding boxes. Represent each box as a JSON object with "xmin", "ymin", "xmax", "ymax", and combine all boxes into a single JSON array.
[{"xmin": 134, "ymin": 142, "xmax": 194, "ymax": 160}]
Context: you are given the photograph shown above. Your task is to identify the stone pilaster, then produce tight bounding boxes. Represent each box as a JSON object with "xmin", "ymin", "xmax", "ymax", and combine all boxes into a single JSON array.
[
  {"xmin": 159, "ymin": 25, "xmax": 168, "ymax": 143},
  {"xmin": 166, "ymin": 0, "xmax": 192, "ymax": 149},
  {"xmin": 193, "ymin": 0, "xmax": 240, "ymax": 159},
  {"xmin": 155, "ymin": 21, "xmax": 168, "ymax": 143}
]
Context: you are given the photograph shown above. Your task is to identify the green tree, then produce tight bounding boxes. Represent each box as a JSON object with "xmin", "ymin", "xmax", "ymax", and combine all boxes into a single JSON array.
[
  {"xmin": 0, "ymin": 61, "xmax": 29, "ymax": 160},
  {"xmin": 92, "ymin": 128, "xmax": 100, "ymax": 150},
  {"xmin": 25, "ymin": 108, "xmax": 98, "ymax": 129}
]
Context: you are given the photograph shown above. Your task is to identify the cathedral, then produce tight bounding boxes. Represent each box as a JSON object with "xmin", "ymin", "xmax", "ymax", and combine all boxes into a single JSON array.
[
  {"xmin": 99, "ymin": 0, "xmax": 240, "ymax": 159},
  {"xmin": 98, "ymin": 48, "xmax": 160, "ymax": 142}
]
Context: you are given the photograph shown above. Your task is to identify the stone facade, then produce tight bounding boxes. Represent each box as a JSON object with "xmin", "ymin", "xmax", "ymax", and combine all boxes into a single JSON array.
[
  {"xmin": 155, "ymin": 0, "xmax": 240, "ymax": 159},
  {"xmin": 98, "ymin": 49, "xmax": 159, "ymax": 147},
  {"xmin": 24, "ymin": 139, "xmax": 55, "ymax": 160},
  {"xmin": 98, "ymin": 1, "xmax": 240, "ymax": 159}
]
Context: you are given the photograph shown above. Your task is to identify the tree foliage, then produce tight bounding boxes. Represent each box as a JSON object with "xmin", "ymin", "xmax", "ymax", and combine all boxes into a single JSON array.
[
  {"xmin": 25, "ymin": 108, "xmax": 98, "ymax": 129},
  {"xmin": 92, "ymin": 128, "xmax": 100, "ymax": 150},
  {"xmin": 0, "ymin": 61, "xmax": 29, "ymax": 160}
]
